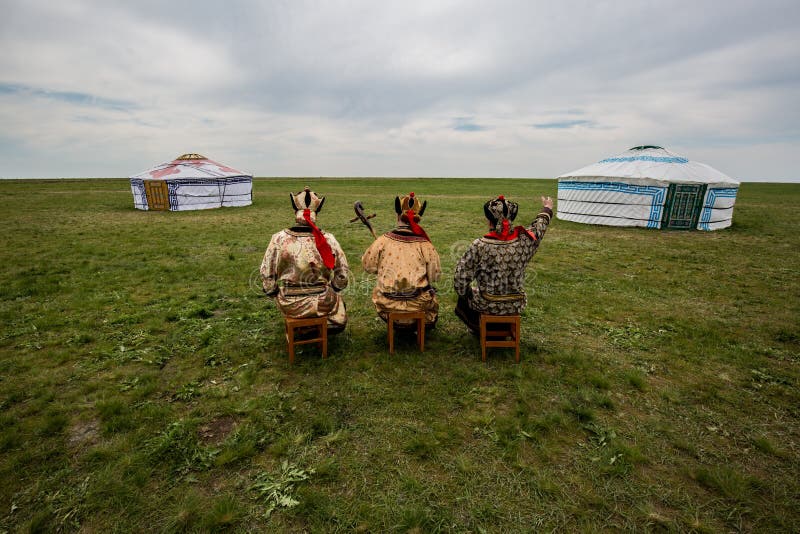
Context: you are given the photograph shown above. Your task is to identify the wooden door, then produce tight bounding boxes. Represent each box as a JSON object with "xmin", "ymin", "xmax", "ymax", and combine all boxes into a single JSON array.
[
  {"xmin": 144, "ymin": 180, "xmax": 170, "ymax": 211},
  {"xmin": 662, "ymin": 183, "xmax": 707, "ymax": 230}
]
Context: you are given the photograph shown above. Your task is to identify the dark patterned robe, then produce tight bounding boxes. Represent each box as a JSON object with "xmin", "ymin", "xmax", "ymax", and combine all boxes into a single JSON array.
[{"xmin": 454, "ymin": 208, "xmax": 552, "ymax": 330}]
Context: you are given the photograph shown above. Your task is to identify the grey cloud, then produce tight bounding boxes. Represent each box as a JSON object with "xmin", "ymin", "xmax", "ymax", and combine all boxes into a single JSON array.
[
  {"xmin": 533, "ymin": 120, "xmax": 594, "ymax": 130},
  {"xmin": 453, "ymin": 118, "xmax": 488, "ymax": 132},
  {"xmin": 0, "ymin": 83, "xmax": 136, "ymax": 111}
]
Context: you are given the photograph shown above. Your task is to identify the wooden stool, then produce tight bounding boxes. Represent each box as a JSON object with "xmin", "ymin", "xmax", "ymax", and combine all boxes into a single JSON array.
[
  {"xmin": 387, "ymin": 311, "xmax": 426, "ymax": 355},
  {"xmin": 284, "ymin": 316, "xmax": 328, "ymax": 364},
  {"xmin": 479, "ymin": 314, "xmax": 521, "ymax": 363}
]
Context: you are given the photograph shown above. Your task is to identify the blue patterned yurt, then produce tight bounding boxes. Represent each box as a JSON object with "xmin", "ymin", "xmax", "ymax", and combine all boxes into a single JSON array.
[{"xmin": 557, "ymin": 146, "xmax": 738, "ymax": 230}]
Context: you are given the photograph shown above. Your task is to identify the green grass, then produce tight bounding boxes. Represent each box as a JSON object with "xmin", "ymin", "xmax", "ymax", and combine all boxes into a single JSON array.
[{"xmin": 1, "ymin": 177, "xmax": 799, "ymax": 532}]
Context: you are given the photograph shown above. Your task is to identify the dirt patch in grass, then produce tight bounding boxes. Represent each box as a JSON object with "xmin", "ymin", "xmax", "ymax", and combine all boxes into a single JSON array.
[
  {"xmin": 68, "ymin": 419, "xmax": 100, "ymax": 448},
  {"xmin": 198, "ymin": 415, "xmax": 237, "ymax": 446}
]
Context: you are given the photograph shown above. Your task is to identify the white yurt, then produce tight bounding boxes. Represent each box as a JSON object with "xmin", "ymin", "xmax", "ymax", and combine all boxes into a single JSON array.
[
  {"xmin": 557, "ymin": 146, "xmax": 739, "ymax": 230},
  {"xmin": 130, "ymin": 153, "xmax": 253, "ymax": 211}
]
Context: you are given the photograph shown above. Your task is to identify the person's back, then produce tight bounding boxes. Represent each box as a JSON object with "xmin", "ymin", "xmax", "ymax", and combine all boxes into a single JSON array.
[
  {"xmin": 362, "ymin": 192, "xmax": 441, "ymax": 327},
  {"xmin": 454, "ymin": 195, "xmax": 553, "ymax": 332},
  {"xmin": 260, "ymin": 186, "xmax": 349, "ymax": 334}
]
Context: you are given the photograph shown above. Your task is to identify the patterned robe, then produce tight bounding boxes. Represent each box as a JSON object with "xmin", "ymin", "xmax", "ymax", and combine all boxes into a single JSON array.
[
  {"xmin": 361, "ymin": 227, "xmax": 441, "ymax": 325},
  {"xmin": 454, "ymin": 208, "xmax": 552, "ymax": 330},
  {"xmin": 260, "ymin": 226, "xmax": 349, "ymax": 329}
]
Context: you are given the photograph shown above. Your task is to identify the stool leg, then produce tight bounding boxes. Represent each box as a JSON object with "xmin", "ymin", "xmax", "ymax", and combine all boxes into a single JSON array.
[
  {"xmin": 514, "ymin": 319, "xmax": 520, "ymax": 363},
  {"xmin": 388, "ymin": 317, "xmax": 395, "ymax": 355},
  {"xmin": 418, "ymin": 318, "xmax": 424, "ymax": 352},
  {"xmin": 480, "ymin": 318, "xmax": 487, "ymax": 362},
  {"xmin": 321, "ymin": 322, "xmax": 328, "ymax": 359},
  {"xmin": 287, "ymin": 324, "xmax": 295, "ymax": 365}
]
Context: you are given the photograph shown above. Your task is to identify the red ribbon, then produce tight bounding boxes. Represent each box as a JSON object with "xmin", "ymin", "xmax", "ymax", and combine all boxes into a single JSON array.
[
  {"xmin": 405, "ymin": 209, "xmax": 430, "ymax": 241},
  {"xmin": 303, "ymin": 209, "xmax": 335, "ymax": 269},
  {"xmin": 484, "ymin": 219, "xmax": 537, "ymax": 241}
]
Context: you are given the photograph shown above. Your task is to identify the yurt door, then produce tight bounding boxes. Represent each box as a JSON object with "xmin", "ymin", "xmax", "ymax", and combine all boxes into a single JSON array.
[
  {"xmin": 662, "ymin": 184, "xmax": 707, "ymax": 229},
  {"xmin": 144, "ymin": 180, "xmax": 170, "ymax": 211}
]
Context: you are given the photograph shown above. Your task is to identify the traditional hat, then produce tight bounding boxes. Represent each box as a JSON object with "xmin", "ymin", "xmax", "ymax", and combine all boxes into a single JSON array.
[
  {"xmin": 289, "ymin": 186, "xmax": 334, "ymax": 269},
  {"xmin": 484, "ymin": 195, "xmax": 518, "ymax": 231},
  {"xmin": 483, "ymin": 195, "xmax": 536, "ymax": 242},
  {"xmin": 394, "ymin": 192, "xmax": 429, "ymax": 240},
  {"xmin": 290, "ymin": 186, "xmax": 325, "ymax": 223},
  {"xmin": 395, "ymin": 192, "xmax": 427, "ymax": 222}
]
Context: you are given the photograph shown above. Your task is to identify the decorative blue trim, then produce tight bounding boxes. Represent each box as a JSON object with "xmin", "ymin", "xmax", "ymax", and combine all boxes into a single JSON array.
[
  {"xmin": 558, "ymin": 181, "xmax": 666, "ymax": 228},
  {"xmin": 599, "ymin": 156, "xmax": 689, "ymax": 164},
  {"xmin": 129, "ymin": 178, "xmax": 147, "ymax": 208},
  {"xmin": 698, "ymin": 187, "xmax": 738, "ymax": 230},
  {"xmin": 167, "ymin": 181, "xmax": 179, "ymax": 210}
]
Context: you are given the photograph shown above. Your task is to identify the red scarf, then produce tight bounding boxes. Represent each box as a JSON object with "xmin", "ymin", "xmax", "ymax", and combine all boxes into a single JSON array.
[
  {"xmin": 405, "ymin": 209, "xmax": 430, "ymax": 241},
  {"xmin": 303, "ymin": 209, "xmax": 335, "ymax": 269},
  {"xmin": 484, "ymin": 219, "xmax": 537, "ymax": 241}
]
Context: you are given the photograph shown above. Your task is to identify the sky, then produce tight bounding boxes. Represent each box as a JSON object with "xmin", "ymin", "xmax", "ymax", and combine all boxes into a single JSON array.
[{"xmin": 1, "ymin": 0, "xmax": 799, "ymax": 181}]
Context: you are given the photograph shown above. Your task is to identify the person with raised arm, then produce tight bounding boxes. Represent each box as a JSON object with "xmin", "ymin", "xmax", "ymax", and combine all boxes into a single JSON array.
[{"xmin": 454, "ymin": 195, "xmax": 554, "ymax": 333}]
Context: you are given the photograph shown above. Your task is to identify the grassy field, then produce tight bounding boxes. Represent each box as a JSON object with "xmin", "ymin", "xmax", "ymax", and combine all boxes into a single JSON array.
[{"xmin": 0, "ymin": 178, "xmax": 798, "ymax": 533}]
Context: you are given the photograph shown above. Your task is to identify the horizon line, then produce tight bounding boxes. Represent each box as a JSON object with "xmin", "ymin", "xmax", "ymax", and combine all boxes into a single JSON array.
[{"xmin": 1, "ymin": 176, "xmax": 798, "ymax": 183}]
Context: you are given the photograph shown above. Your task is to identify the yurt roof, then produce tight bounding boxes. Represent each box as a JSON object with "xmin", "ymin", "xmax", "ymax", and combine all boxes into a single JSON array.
[
  {"xmin": 130, "ymin": 153, "xmax": 252, "ymax": 181},
  {"xmin": 558, "ymin": 146, "xmax": 738, "ymax": 187}
]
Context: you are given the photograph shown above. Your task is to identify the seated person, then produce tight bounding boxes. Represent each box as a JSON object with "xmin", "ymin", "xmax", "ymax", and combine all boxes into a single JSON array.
[
  {"xmin": 260, "ymin": 186, "xmax": 349, "ymax": 334},
  {"xmin": 454, "ymin": 195, "xmax": 553, "ymax": 333},
  {"xmin": 362, "ymin": 192, "xmax": 441, "ymax": 328}
]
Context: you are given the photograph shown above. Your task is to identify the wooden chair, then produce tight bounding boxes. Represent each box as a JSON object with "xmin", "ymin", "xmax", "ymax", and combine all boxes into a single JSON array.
[
  {"xmin": 387, "ymin": 311, "xmax": 426, "ymax": 355},
  {"xmin": 284, "ymin": 316, "xmax": 328, "ymax": 364},
  {"xmin": 479, "ymin": 314, "xmax": 521, "ymax": 363}
]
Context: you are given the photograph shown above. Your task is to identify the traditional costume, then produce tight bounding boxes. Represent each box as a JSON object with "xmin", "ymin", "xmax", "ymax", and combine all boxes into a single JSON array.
[
  {"xmin": 454, "ymin": 195, "xmax": 552, "ymax": 333},
  {"xmin": 362, "ymin": 192, "xmax": 441, "ymax": 326},
  {"xmin": 260, "ymin": 187, "xmax": 349, "ymax": 333}
]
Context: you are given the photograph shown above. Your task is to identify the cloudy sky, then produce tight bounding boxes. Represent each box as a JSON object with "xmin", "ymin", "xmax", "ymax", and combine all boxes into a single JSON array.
[{"xmin": 1, "ymin": 0, "xmax": 799, "ymax": 180}]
